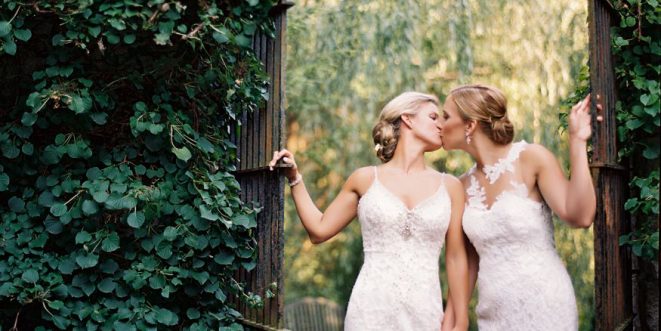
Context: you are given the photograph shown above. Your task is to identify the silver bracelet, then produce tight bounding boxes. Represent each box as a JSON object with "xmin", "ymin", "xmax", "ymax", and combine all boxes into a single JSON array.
[{"xmin": 289, "ymin": 173, "xmax": 303, "ymax": 187}]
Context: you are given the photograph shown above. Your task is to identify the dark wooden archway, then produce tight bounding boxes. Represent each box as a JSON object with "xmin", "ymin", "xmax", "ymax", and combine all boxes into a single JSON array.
[{"xmin": 588, "ymin": 0, "xmax": 633, "ymax": 329}]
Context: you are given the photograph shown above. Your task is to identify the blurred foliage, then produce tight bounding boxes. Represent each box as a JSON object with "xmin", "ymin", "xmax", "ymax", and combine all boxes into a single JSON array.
[
  {"xmin": 0, "ymin": 0, "xmax": 275, "ymax": 329},
  {"xmin": 284, "ymin": 0, "xmax": 594, "ymax": 330}
]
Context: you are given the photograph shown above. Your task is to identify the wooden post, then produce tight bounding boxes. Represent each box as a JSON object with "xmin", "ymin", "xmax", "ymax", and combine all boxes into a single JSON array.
[
  {"xmin": 231, "ymin": 1, "xmax": 293, "ymax": 330},
  {"xmin": 588, "ymin": 0, "xmax": 633, "ymax": 330}
]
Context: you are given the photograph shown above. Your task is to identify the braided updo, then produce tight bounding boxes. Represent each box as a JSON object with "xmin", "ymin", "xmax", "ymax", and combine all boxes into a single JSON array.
[
  {"xmin": 372, "ymin": 92, "xmax": 440, "ymax": 162},
  {"xmin": 449, "ymin": 84, "xmax": 514, "ymax": 145}
]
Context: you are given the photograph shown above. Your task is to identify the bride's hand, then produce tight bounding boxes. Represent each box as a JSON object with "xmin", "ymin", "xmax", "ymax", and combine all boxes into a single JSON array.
[
  {"xmin": 268, "ymin": 149, "xmax": 299, "ymax": 181},
  {"xmin": 568, "ymin": 93, "xmax": 603, "ymax": 142}
]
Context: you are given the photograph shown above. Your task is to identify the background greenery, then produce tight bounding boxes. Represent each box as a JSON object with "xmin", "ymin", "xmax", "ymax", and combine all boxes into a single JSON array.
[
  {"xmin": 0, "ymin": 0, "xmax": 275, "ymax": 329},
  {"xmin": 284, "ymin": 0, "xmax": 596, "ymax": 329}
]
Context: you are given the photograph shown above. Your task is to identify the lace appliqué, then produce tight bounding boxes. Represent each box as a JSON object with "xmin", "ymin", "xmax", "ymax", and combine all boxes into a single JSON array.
[
  {"xmin": 482, "ymin": 141, "xmax": 527, "ymax": 184},
  {"xmin": 466, "ymin": 174, "xmax": 487, "ymax": 211}
]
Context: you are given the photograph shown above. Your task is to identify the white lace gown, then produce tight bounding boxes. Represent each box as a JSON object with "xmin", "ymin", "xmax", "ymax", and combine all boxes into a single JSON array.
[
  {"xmin": 344, "ymin": 167, "xmax": 452, "ymax": 331},
  {"xmin": 462, "ymin": 141, "xmax": 578, "ymax": 331}
]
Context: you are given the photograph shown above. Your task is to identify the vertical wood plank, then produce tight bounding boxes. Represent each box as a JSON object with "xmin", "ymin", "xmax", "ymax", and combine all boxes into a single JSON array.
[{"xmin": 588, "ymin": 1, "xmax": 633, "ymax": 330}]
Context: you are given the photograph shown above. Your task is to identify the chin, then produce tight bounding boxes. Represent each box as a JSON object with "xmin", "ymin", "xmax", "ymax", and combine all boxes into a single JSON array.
[{"xmin": 441, "ymin": 142, "xmax": 457, "ymax": 151}]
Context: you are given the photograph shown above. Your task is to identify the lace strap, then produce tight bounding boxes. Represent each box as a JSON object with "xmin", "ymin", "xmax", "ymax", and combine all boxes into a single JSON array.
[{"xmin": 483, "ymin": 140, "xmax": 527, "ymax": 184}]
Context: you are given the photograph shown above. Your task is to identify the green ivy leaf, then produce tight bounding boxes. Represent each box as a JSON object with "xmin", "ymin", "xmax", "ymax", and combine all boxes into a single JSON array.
[
  {"xmin": 0, "ymin": 173, "xmax": 9, "ymax": 191},
  {"xmin": 45, "ymin": 217, "xmax": 64, "ymax": 234},
  {"xmin": 102, "ymin": 232, "xmax": 120, "ymax": 252},
  {"xmin": 14, "ymin": 29, "xmax": 32, "ymax": 41},
  {"xmin": 155, "ymin": 307, "xmax": 179, "ymax": 326},
  {"xmin": 88, "ymin": 26, "xmax": 101, "ymax": 37},
  {"xmin": 98, "ymin": 278, "xmax": 117, "ymax": 293},
  {"xmin": 50, "ymin": 202, "xmax": 68, "ymax": 217},
  {"xmin": 232, "ymin": 214, "xmax": 256, "ymax": 228},
  {"xmin": 199, "ymin": 204, "xmax": 219, "ymax": 221},
  {"xmin": 124, "ymin": 34, "xmax": 136, "ymax": 44},
  {"xmin": 82, "ymin": 200, "xmax": 99, "ymax": 215},
  {"xmin": 4, "ymin": 40, "xmax": 18, "ymax": 55},
  {"xmin": 127, "ymin": 211, "xmax": 145, "ymax": 228},
  {"xmin": 69, "ymin": 95, "xmax": 93, "ymax": 114},
  {"xmin": 172, "ymin": 146, "xmax": 192, "ymax": 161},
  {"xmin": 0, "ymin": 21, "xmax": 12, "ymax": 37},
  {"xmin": 186, "ymin": 308, "xmax": 201, "ymax": 319},
  {"xmin": 22, "ymin": 269, "xmax": 39, "ymax": 283},
  {"xmin": 214, "ymin": 251, "xmax": 234, "ymax": 265},
  {"xmin": 75, "ymin": 231, "xmax": 92, "ymax": 244},
  {"xmin": 75, "ymin": 253, "xmax": 99, "ymax": 269},
  {"xmin": 156, "ymin": 241, "xmax": 172, "ymax": 259},
  {"xmin": 21, "ymin": 112, "xmax": 38, "ymax": 126},
  {"xmin": 8, "ymin": 196, "xmax": 25, "ymax": 212},
  {"xmin": 2, "ymin": 143, "xmax": 20, "ymax": 159}
]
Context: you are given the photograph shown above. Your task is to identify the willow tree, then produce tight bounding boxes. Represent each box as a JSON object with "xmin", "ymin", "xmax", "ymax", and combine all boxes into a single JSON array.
[{"xmin": 285, "ymin": 0, "xmax": 593, "ymax": 329}]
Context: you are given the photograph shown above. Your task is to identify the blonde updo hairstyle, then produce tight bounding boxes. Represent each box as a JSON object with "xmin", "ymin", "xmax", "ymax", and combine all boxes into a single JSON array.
[
  {"xmin": 449, "ymin": 84, "xmax": 514, "ymax": 145},
  {"xmin": 372, "ymin": 91, "xmax": 440, "ymax": 163}
]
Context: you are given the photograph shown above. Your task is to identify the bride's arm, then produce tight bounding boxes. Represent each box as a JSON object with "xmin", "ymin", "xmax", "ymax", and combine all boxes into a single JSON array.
[
  {"xmin": 533, "ymin": 94, "xmax": 602, "ymax": 228},
  {"xmin": 444, "ymin": 176, "xmax": 470, "ymax": 331},
  {"xmin": 442, "ymin": 238, "xmax": 478, "ymax": 331},
  {"xmin": 269, "ymin": 149, "xmax": 365, "ymax": 244}
]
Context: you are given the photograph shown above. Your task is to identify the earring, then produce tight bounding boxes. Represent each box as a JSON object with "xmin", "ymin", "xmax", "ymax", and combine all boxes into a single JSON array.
[{"xmin": 466, "ymin": 134, "xmax": 472, "ymax": 145}]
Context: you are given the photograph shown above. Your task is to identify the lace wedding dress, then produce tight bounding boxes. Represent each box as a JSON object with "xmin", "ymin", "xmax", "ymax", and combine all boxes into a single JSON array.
[
  {"xmin": 344, "ymin": 166, "xmax": 451, "ymax": 331},
  {"xmin": 462, "ymin": 141, "xmax": 578, "ymax": 331}
]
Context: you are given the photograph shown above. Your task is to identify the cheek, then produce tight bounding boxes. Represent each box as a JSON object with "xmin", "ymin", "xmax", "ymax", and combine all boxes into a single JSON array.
[{"xmin": 446, "ymin": 120, "xmax": 463, "ymax": 138}]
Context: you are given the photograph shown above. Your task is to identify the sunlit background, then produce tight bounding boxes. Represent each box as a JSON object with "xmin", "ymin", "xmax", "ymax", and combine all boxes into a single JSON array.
[{"xmin": 283, "ymin": 1, "xmax": 594, "ymax": 329}]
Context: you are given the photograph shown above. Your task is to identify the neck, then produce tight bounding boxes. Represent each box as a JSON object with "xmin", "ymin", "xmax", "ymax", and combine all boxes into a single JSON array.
[
  {"xmin": 464, "ymin": 134, "xmax": 512, "ymax": 169},
  {"xmin": 387, "ymin": 135, "xmax": 427, "ymax": 173}
]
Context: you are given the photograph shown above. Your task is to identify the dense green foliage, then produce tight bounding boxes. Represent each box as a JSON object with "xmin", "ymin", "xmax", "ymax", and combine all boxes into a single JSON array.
[
  {"xmin": 611, "ymin": 0, "xmax": 660, "ymax": 261},
  {"xmin": 0, "ymin": 0, "xmax": 275, "ymax": 329},
  {"xmin": 285, "ymin": 1, "xmax": 594, "ymax": 329}
]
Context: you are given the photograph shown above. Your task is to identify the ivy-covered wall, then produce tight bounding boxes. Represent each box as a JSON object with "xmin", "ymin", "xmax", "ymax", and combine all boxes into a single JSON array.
[
  {"xmin": 611, "ymin": 0, "xmax": 660, "ymax": 329},
  {"xmin": 0, "ymin": 0, "xmax": 275, "ymax": 329}
]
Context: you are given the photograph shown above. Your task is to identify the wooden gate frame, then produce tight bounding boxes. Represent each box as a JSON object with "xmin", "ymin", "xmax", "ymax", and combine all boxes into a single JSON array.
[
  {"xmin": 588, "ymin": 1, "xmax": 634, "ymax": 330},
  {"xmin": 231, "ymin": 1, "xmax": 294, "ymax": 330},
  {"xmin": 231, "ymin": 1, "xmax": 635, "ymax": 329}
]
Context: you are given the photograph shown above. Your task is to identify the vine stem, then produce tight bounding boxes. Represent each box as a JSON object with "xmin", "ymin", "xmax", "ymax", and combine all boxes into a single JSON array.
[
  {"xmin": 8, "ymin": 7, "xmax": 21, "ymax": 24},
  {"xmin": 9, "ymin": 308, "xmax": 20, "ymax": 331},
  {"xmin": 64, "ymin": 190, "xmax": 83, "ymax": 206}
]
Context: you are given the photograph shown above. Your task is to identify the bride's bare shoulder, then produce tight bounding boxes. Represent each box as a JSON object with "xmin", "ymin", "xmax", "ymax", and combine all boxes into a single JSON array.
[
  {"xmin": 520, "ymin": 143, "xmax": 558, "ymax": 171},
  {"xmin": 345, "ymin": 166, "xmax": 377, "ymax": 194}
]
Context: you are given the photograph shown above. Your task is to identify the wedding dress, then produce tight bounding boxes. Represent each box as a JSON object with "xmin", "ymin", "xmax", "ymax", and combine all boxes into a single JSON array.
[
  {"xmin": 344, "ymin": 166, "xmax": 451, "ymax": 331},
  {"xmin": 462, "ymin": 141, "xmax": 578, "ymax": 331}
]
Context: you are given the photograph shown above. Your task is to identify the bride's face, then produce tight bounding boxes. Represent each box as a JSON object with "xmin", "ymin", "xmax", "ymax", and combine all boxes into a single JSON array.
[
  {"xmin": 406, "ymin": 102, "xmax": 443, "ymax": 151},
  {"xmin": 439, "ymin": 96, "xmax": 466, "ymax": 150}
]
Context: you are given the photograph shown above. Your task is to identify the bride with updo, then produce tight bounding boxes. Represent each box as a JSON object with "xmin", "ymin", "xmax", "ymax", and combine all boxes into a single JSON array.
[
  {"xmin": 270, "ymin": 91, "xmax": 471, "ymax": 331},
  {"xmin": 440, "ymin": 84, "xmax": 601, "ymax": 331}
]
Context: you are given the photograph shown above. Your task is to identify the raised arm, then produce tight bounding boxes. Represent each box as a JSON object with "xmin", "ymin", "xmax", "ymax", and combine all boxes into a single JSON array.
[
  {"xmin": 269, "ymin": 149, "xmax": 367, "ymax": 244},
  {"xmin": 443, "ymin": 176, "xmax": 470, "ymax": 331},
  {"xmin": 534, "ymin": 94, "xmax": 602, "ymax": 228}
]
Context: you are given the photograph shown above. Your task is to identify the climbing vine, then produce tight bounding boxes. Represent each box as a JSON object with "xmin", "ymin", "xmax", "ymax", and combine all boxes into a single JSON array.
[
  {"xmin": 0, "ymin": 0, "xmax": 275, "ymax": 329},
  {"xmin": 611, "ymin": 0, "xmax": 660, "ymax": 260}
]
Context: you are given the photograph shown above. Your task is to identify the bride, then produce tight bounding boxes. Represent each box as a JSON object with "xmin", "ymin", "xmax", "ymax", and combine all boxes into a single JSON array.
[
  {"xmin": 440, "ymin": 84, "xmax": 601, "ymax": 330},
  {"xmin": 270, "ymin": 91, "xmax": 470, "ymax": 330}
]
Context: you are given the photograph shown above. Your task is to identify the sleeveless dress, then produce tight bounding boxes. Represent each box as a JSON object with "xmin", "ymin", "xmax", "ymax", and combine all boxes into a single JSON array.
[
  {"xmin": 344, "ymin": 166, "xmax": 452, "ymax": 331},
  {"xmin": 462, "ymin": 141, "xmax": 578, "ymax": 331}
]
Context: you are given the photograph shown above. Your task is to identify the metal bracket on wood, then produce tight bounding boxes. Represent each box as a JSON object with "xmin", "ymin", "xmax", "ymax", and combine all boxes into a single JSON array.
[
  {"xmin": 590, "ymin": 161, "xmax": 627, "ymax": 171},
  {"xmin": 233, "ymin": 162, "xmax": 293, "ymax": 175}
]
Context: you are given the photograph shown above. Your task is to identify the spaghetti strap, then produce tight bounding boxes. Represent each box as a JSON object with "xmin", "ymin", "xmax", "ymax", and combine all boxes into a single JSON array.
[{"xmin": 373, "ymin": 166, "xmax": 379, "ymax": 181}]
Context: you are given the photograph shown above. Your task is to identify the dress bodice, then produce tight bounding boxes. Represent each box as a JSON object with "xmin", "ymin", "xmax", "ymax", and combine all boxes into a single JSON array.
[
  {"xmin": 344, "ymin": 167, "xmax": 452, "ymax": 331},
  {"xmin": 461, "ymin": 141, "xmax": 578, "ymax": 330}
]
